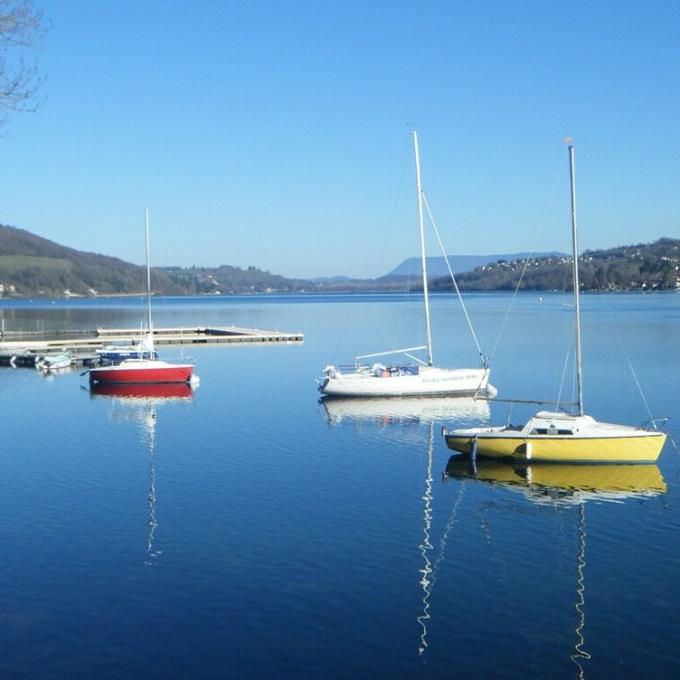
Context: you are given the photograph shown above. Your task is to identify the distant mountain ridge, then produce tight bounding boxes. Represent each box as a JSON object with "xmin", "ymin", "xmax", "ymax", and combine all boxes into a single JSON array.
[
  {"xmin": 2, "ymin": 223, "xmax": 678, "ymax": 297},
  {"xmin": 385, "ymin": 252, "xmax": 564, "ymax": 278}
]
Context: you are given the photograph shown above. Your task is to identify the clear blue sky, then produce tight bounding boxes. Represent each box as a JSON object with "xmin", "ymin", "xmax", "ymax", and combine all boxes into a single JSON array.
[{"xmin": 1, "ymin": 0, "xmax": 679, "ymax": 278}]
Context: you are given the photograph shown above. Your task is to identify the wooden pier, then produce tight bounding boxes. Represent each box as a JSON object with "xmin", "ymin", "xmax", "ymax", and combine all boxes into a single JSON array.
[{"xmin": 0, "ymin": 325, "xmax": 303, "ymax": 367}]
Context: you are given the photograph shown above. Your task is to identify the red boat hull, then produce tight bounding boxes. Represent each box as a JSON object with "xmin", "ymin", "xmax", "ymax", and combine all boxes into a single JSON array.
[{"xmin": 89, "ymin": 363, "xmax": 193, "ymax": 385}]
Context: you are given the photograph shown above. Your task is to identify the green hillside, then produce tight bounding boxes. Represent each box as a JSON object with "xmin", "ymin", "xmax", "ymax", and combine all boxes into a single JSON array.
[
  {"xmin": 159, "ymin": 264, "xmax": 310, "ymax": 295},
  {"xmin": 0, "ymin": 224, "xmax": 309, "ymax": 297},
  {"xmin": 0, "ymin": 224, "xmax": 186, "ymax": 297}
]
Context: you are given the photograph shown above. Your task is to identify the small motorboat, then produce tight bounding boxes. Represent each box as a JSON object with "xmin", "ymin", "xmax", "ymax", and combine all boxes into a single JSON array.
[{"xmin": 36, "ymin": 352, "xmax": 73, "ymax": 373}]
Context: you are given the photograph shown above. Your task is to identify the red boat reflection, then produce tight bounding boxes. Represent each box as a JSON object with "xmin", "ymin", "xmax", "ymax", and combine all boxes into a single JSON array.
[{"xmin": 90, "ymin": 382, "xmax": 194, "ymax": 400}]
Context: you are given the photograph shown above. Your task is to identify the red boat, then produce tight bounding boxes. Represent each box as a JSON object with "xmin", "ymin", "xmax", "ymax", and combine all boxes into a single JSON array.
[
  {"xmin": 89, "ymin": 359, "xmax": 193, "ymax": 385},
  {"xmin": 89, "ymin": 211, "xmax": 196, "ymax": 387}
]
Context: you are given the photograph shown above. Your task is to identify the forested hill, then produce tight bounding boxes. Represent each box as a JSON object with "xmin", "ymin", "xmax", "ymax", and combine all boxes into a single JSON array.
[
  {"xmin": 0, "ymin": 224, "xmax": 309, "ymax": 297},
  {"xmin": 387, "ymin": 252, "xmax": 563, "ymax": 277},
  {"xmin": 0, "ymin": 224, "xmax": 177, "ymax": 297},
  {"xmin": 2, "ymin": 223, "xmax": 679, "ymax": 297},
  {"xmin": 432, "ymin": 238, "xmax": 680, "ymax": 292}
]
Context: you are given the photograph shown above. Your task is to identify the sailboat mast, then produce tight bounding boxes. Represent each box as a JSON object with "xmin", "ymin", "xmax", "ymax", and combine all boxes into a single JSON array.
[
  {"xmin": 144, "ymin": 208, "xmax": 154, "ymax": 344},
  {"xmin": 567, "ymin": 141, "xmax": 584, "ymax": 416},
  {"xmin": 412, "ymin": 130, "xmax": 433, "ymax": 366}
]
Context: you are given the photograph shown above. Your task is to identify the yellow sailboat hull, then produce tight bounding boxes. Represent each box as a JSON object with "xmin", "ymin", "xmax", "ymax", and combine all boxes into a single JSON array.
[{"xmin": 444, "ymin": 431, "xmax": 666, "ymax": 463}]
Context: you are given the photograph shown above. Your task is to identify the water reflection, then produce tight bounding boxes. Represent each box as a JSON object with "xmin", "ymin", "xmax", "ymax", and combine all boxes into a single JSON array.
[
  {"xmin": 444, "ymin": 459, "xmax": 666, "ymax": 505},
  {"xmin": 320, "ymin": 397, "xmax": 482, "ymax": 657},
  {"xmin": 90, "ymin": 382, "xmax": 195, "ymax": 565},
  {"xmin": 418, "ymin": 423, "xmax": 434, "ymax": 656},
  {"xmin": 444, "ymin": 457, "xmax": 666, "ymax": 677},
  {"xmin": 90, "ymin": 383, "xmax": 194, "ymax": 400},
  {"xmin": 417, "ymin": 422, "xmax": 467, "ymax": 657},
  {"xmin": 321, "ymin": 396, "xmax": 490, "ymax": 427}
]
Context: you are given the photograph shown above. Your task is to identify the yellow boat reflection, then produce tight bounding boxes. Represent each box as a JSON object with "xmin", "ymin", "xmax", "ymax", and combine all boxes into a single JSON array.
[
  {"xmin": 445, "ymin": 457, "xmax": 666, "ymax": 503},
  {"xmin": 444, "ymin": 455, "xmax": 666, "ymax": 674}
]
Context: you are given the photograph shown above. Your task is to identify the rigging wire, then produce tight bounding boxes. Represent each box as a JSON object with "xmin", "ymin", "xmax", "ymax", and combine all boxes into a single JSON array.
[
  {"xmin": 330, "ymin": 145, "xmax": 410, "ymax": 362},
  {"xmin": 556, "ymin": 347, "xmax": 572, "ymax": 413},
  {"xmin": 585, "ymin": 260, "xmax": 656, "ymax": 426},
  {"xmin": 421, "ymin": 192, "xmax": 486, "ymax": 364},
  {"xmin": 390, "ymin": 147, "xmax": 417, "ymax": 356},
  {"xmin": 552, "ymin": 256, "xmax": 578, "ymax": 412},
  {"xmin": 488, "ymin": 157, "xmax": 568, "ymax": 365}
]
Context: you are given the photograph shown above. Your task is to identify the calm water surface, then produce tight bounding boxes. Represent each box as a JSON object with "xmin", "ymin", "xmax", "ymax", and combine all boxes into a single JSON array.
[{"xmin": 1, "ymin": 292, "xmax": 679, "ymax": 678}]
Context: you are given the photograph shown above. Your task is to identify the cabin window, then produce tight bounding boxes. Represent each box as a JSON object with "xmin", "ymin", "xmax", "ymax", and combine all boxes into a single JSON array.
[{"xmin": 530, "ymin": 428, "xmax": 574, "ymax": 435}]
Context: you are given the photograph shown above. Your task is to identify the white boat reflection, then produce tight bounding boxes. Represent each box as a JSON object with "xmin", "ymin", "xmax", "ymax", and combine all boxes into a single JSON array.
[
  {"xmin": 417, "ymin": 422, "xmax": 467, "ymax": 657},
  {"xmin": 91, "ymin": 381, "xmax": 195, "ymax": 565},
  {"xmin": 444, "ymin": 457, "xmax": 666, "ymax": 676},
  {"xmin": 321, "ymin": 395, "xmax": 490, "ymax": 427},
  {"xmin": 319, "ymin": 398, "xmax": 487, "ymax": 654}
]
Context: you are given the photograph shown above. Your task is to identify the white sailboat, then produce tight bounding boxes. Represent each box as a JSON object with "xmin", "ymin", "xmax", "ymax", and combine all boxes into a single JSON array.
[
  {"xmin": 443, "ymin": 140, "xmax": 667, "ymax": 463},
  {"xmin": 318, "ymin": 130, "xmax": 494, "ymax": 398}
]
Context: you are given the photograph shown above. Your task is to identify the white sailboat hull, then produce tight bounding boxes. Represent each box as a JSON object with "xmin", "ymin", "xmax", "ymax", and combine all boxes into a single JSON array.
[{"xmin": 320, "ymin": 365, "xmax": 493, "ymax": 398}]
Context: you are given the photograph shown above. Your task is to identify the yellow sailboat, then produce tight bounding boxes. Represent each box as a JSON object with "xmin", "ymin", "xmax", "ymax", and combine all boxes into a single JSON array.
[{"xmin": 443, "ymin": 141, "xmax": 666, "ymax": 463}]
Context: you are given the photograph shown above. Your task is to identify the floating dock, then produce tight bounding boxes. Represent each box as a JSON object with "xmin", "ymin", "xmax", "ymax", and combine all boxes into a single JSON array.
[{"xmin": 0, "ymin": 325, "xmax": 303, "ymax": 367}]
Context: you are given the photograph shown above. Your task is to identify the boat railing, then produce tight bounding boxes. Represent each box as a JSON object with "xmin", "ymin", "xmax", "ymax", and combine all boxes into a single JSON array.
[
  {"xmin": 636, "ymin": 416, "xmax": 669, "ymax": 431},
  {"xmin": 354, "ymin": 345, "xmax": 428, "ymax": 368}
]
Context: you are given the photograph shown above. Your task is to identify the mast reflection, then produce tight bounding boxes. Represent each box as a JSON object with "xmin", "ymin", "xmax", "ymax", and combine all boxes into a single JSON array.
[
  {"xmin": 417, "ymin": 422, "xmax": 468, "ymax": 656},
  {"xmin": 444, "ymin": 457, "xmax": 666, "ymax": 676},
  {"xmin": 90, "ymin": 382, "xmax": 195, "ymax": 565},
  {"xmin": 418, "ymin": 423, "xmax": 434, "ymax": 656},
  {"xmin": 319, "ymin": 396, "xmax": 487, "ymax": 656}
]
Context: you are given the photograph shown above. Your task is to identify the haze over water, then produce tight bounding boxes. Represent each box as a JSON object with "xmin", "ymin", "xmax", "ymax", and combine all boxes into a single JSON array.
[{"xmin": 1, "ymin": 292, "xmax": 679, "ymax": 678}]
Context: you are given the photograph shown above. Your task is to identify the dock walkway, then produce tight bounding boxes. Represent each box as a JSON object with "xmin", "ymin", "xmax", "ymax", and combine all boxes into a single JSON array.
[{"xmin": 0, "ymin": 325, "xmax": 303, "ymax": 366}]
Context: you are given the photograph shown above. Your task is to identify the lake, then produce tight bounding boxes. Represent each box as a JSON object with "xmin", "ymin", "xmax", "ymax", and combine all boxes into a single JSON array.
[{"xmin": 1, "ymin": 292, "xmax": 679, "ymax": 678}]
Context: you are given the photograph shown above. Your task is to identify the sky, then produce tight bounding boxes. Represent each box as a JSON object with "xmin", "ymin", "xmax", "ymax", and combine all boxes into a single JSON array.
[{"xmin": 1, "ymin": 0, "xmax": 679, "ymax": 279}]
